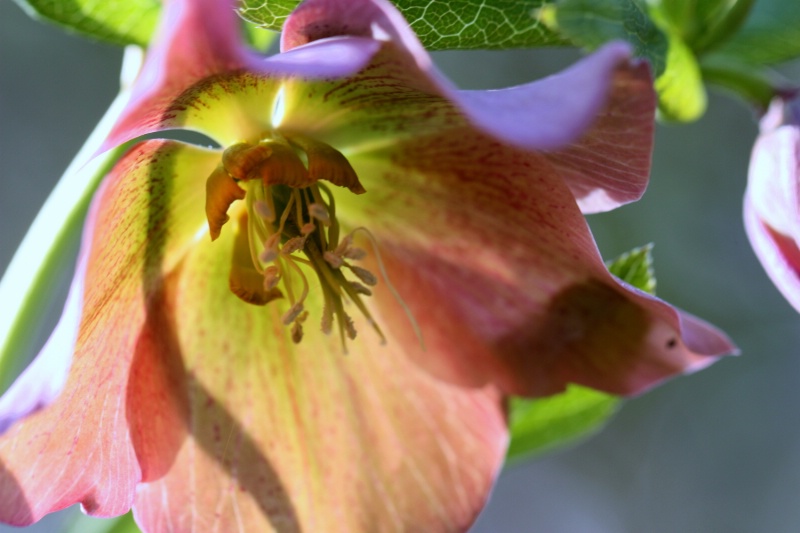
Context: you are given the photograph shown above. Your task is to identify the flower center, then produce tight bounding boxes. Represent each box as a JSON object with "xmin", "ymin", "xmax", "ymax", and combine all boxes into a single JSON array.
[{"xmin": 204, "ymin": 134, "xmax": 387, "ymax": 350}]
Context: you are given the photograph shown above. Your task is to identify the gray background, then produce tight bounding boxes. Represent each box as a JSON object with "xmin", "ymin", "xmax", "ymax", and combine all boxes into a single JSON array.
[{"xmin": 2, "ymin": 2, "xmax": 800, "ymax": 532}]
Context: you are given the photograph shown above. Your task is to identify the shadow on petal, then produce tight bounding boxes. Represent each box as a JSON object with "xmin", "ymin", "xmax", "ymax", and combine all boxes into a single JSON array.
[
  {"xmin": 0, "ymin": 458, "xmax": 32, "ymax": 526},
  {"xmin": 126, "ymin": 155, "xmax": 300, "ymax": 530}
]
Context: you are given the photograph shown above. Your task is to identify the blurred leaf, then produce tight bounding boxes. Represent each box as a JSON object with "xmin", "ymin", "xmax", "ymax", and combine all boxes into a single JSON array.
[
  {"xmin": 66, "ymin": 511, "xmax": 141, "ymax": 533},
  {"xmin": 507, "ymin": 386, "xmax": 620, "ymax": 460},
  {"xmin": 542, "ymin": 0, "xmax": 706, "ymax": 121},
  {"xmin": 653, "ymin": 30, "xmax": 707, "ymax": 121},
  {"xmin": 540, "ymin": 0, "xmax": 668, "ymax": 75},
  {"xmin": 239, "ymin": 0, "xmax": 566, "ymax": 50},
  {"xmin": 12, "ymin": 0, "xmax": 159, "ymax": 46},
  {"xmin": 243, "ymin": 22, "xmax": 278, "ymax": 53},
  {"xmin": 506, "ymin": 245, "xmax": 657, "ymax": 461},
  {"xmin": 701, "ymin": 55, "xmax": 781, "ymax": 111},
  {"xmin": 651, "ymin": 0, "xmax": 754, "ymax": 54},
  {"xmin": 713, "ymin": 0, "xmax": 800, "ymax": 65}
]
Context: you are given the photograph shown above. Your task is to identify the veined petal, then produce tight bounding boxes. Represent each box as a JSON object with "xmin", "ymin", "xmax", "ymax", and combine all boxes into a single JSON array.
[
  {"xmin": 340, "ymin": 129, "xmax": 734, "ymax": 397},
  {"xmin": 132, "ymin": 223, "xmax": 507, "ymax": 533},
  {"xmin": 278, "ymin": 1, "xmax": 655, "ymax": 212},
  {"xmin": 103, "ymin": 0, "xmax": 250, "ymax": 151},
  {"xmin": 543, "ymin": 60, "xmax": 656, "ymax": 213},
  {"xmin": 0, "ymin": 140, "xmax": 219, "ymax": 524},
  {"xmin": 104, "ymin": 0, "xmax": 382, "ymax": 151}
]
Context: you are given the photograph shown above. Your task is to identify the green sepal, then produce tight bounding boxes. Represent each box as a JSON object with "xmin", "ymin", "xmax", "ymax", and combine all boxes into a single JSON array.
[
  {"xmin": 12, "ymin": 0, "xmax": 159, "ymax": 47},
  {"xmin": 239, "ymin": 0, "xmax": 566, "ymax": 50},
  {"xmin": 506, "ymin": 245, "xmax": 657, "ymax": 461}
]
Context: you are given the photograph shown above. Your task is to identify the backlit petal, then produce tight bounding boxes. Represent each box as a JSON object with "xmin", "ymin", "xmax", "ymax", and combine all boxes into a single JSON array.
[
  {"xmin": 104, "ymin": 0, "xmax": 381, "ymax": 150},
  {"xmin": 132, "ymin": 222, "xmax": 507, "ymax": 532},
  {"xmin": 340, "ymin": 129, "xmax": 734, "ymax": 396},
  {"xmin": 0, "ymin": 140, "xmax": 219, "ymax": 523}
]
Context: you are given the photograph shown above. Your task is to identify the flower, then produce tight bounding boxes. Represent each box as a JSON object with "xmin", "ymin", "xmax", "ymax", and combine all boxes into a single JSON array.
[
  {"xmin": 745, "ymin": 95, "xmax": 800, "ymax": 311},
  {"xmin": 0, "ymin": 0, "xmax": 735, "ymax": 531}
]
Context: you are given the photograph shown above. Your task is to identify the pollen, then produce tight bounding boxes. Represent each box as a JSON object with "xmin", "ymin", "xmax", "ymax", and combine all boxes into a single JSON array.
[{"xmin": 203, "ymin": 133, "xmax": 397, "ymax": 351}]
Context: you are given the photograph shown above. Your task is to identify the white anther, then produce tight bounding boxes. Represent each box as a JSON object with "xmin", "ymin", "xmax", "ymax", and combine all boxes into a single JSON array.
[
  {"xmin": 260, "ymin": 233, "xmax": 281, "ymax": 262},
  {"xmin": 260, "ymin": 247, "xmax": 278, "ymax": 263},
  {"xmin": 324, "ymin": 251, "xmax": 344, "ymax": 269},
  {"xmin": 254, "ymin": 200, "xmax": 274, "ymax": 221},
  {"xmin": 348, "ymin": 265, "xmax": 378, "ymax": 286},
  {"xmin": 334, "ymin": 234, "xmax": 353, "ymax": 255},
  {"xmin": 308, "ymin": 203, "xmax": 330, "ymax": 225},
  {"xmin": 282, "ymin": 302, "xmax": 305, "ymax": 326},
  {"xmin": 263, "ymin": 266, "xmax": 280, "ymax": 290},
  {"xmin": 343, "ymin": 247, "xmax": 366, "ymax": 260},
  {"xmin": 281, "ymin": 236, "xmax": 306, "ymax": 255}
]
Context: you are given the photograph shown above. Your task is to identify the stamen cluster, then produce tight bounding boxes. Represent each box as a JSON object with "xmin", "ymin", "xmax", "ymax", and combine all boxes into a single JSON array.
[{"xmin": 204, "ymin": 135, "xmax": 386, "ymax": 350}]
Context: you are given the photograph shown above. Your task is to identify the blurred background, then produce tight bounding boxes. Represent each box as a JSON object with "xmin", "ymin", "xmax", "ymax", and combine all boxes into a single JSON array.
[{"xmin": 2, "ymin": 1, "xmax": 800, "ymax": 532}]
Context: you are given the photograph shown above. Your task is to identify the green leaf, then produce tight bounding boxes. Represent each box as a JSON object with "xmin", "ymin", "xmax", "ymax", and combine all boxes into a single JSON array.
[
  {"xmin": 541, "ymin": 0, "xmax": 668, "ymax": 75},
  {"xmin": 506, "ymin": 245, "xmax": 658, "ymax": 460},
  {"xmin": 66, "ymin": 512, "xmax": 141, "ymax": 533},
  {"xmin": 507, "ymin": 386, "xmax": 620, "ymax": 460},
  {"xmin": 713, "ymin": 0, "xmax": 800, "ymax": 65},
  {"xmin": 543, "ymin": 0, "xmax": 706, "ymax": 121},
  {"xmin": 239, "ymin": 0, "xmax": 566, "ymax": 50},
  {"xmin": 651, "ymin": 0, "xmax": 754, "ymax": 54},
  {"xmin": 700, "ymin": 56, "xmax": 779, "ymax": 111},
  {"xmin": 242, "ymin": 22, "xmax": 278, "ymax": 53},
  {"xmin": 12, "ymin": 0, "xmax": 160, "ymax": 46}
]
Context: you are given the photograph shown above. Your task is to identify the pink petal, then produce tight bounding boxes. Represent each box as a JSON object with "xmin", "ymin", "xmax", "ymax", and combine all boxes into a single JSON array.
[
  {"xmin": 345, "ymin": 128, "xmax": 734, "ymax": 397},
  {"xmin": 282, "ymin": 0, "xmax": 655, "ymax": 210},
  {"xmin": 104, "ymin": 0, "xmax": 382, "ymax": 151},
  {"xmin": 745, "ymin": 197, "xmax": 800, "ymax": 311},
  {"xmin": 744, "ymin": 97, "xmax": 800, "ymax": 312},
  {"xmin": 543, "ymin": 60, "xmax": 656, "ymax": 213},
  {"xmin": 0, "ymin": 249, "xmax": 84, "ymax": 434},
  {"xmin": 130, "ymin": 223, "xmax": 507, "ymax": 533},
  {"xmin": 103, "ymin": 0, "xmax": 249, "ymax": 151},
  {"xmin": 0, "ymin": 141, "xmax": 219, "ymax": 524}
]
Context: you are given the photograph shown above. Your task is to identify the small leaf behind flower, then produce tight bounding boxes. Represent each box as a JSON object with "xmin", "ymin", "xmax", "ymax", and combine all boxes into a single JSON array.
[
  {"xmin": 606, "ymin": 243, "xmax": 656, "ymax": 295},
  {"xmin": 506, "ymin": 244, "xmax": 657, "ymax": 461}
]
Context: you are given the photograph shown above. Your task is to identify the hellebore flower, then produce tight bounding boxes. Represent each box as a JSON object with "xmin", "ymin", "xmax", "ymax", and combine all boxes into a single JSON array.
[
  {"xmin": 745, "ymin": 95, "xmax": 800, "ymax": 311},
  {"xmin": 0, "ymin": 0, "xmax": 735, "ymax": 530}
]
